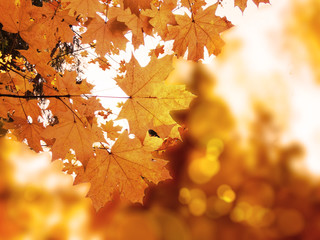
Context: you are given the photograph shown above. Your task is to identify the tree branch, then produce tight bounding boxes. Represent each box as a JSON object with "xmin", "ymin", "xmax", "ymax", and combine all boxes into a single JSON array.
[{"xmin": 0, "ymin": 93, "xmax": 129, "ymax": 99}]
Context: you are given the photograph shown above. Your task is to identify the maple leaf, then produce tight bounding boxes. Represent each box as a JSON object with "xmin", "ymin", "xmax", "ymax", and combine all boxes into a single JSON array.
[
  {"xmin": 10, "ymin": 72, "xmax": 33, "ymax": 93},
  {"xmin": 75, "ymin": 131, "xmax": 171, "ymax": 210},
  {"xmin": 0, "ymin": 0, "xmax": 36, "ymax": 35},
  {"xmin": 119, "ymin": 60, "xmax": 126, "ymax": 73},
  {"xmin": 80, "ymin": 51, "xmax": 89, "ymax": 57},
  {"xmin": 64, "ymin": 55, "xmax": 75, "ymax": 64},
  {"xmin": 113, "ymin": 8, "xmax": 153, "ymax": 48},
  {"xmin": 45, "ymin": 72, "xmax": 95, "ymax": 109},
  {"xmin": 27, "ymin": 2, "xmax": 78, "ymax": 49},
  {"xmin": 167, "ymin": 4, "xmax": 233, "ymax": 61},
  {"xmin": 42, "ymin": 72, "xmax": 89, "ymax": 119},
  {"xmin": 81, "ymin": 15, "xmax": 128, "ymax": 56},
  {"xmin": 122, "ymin": 0, "xmax": 151, "ymax": 15},
  {"xmin": 41, "ymin": 115, "xmax": 103, "ymax": 167},
  {"xmin": 235, "ymin": 0, "xmax": 270, "ymax": 12},
  {"xmin": 101, "ymin": 120, "xmax": 122, "ymax": 141},
  {"xmin": 1, "ymin": 96, "xmax": 41, "ymax": 122},
  {"xmin": 8, "ymin": 117, "xmax": 45, "ymax": 152},
  {"xmin": 55, "ymin": 71, "xmax": 88, "ymax": 95},
  {"xmin": 63, "ymin": 152, "xmax": 82, "ymax": 175},
  {"xmin": 0, "ymin": 97, "xmax": 16, "ymax": 118},
  {"xmin": 62, "ymin": 0, "xmax": 104, "ymax": 18},
  {"xmin": 0, "ymin": 71, "xmax": 33, "ymax": 93},
  {"xmin": 152, "ymin": 44, "xmax": 165, "ymax": 57},
  {"xmin": 116, "ymin": 55, "xmax": 194, "ymax": 140},
  {"xmin": 181, "ymin": 0, "xmax": 206, "ymax": 14},
  {"xmin": 89, "ymin": 57, "xmax": 111, "ymax": 70},
  {"xmin": 19, "ymin": 47, "xmax": 56, "ymax": 78},
  {"xmin": 13, "ymin": 57, "xmax": 27, "ymax": 71},
  {"xmin": 141, "ymin": 2, "xmax": 177, "ymax": 38},
  {"xmin": 73, "ymin": 97, "xmax": 105, "ymax": 125},
  {"xmin": 0, "ymin": 0, "xmax": 77, "ymax": 50},
  {"xmin": 47, "ymin": 71, "xmax": 103, "ymax": 124},
  {"xmin": 0, "ymin": 72, "xmax": 13, "ymax": 92},
  {"xmin": 143, "ymin": 132, "xmax": 163, "ymax": 152}
]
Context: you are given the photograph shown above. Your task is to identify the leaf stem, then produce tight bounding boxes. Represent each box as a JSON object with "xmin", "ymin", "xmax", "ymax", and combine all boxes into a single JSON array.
[
  {"xmin": 187, "ymin": 0, "xmax": 194, "ymax": 21},
  {"xmin": 56, "ymin": 97, "xmax": 84, "ymax": 124}
]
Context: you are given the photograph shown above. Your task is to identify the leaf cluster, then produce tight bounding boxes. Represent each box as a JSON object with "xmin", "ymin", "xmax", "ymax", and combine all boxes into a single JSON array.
[{"xmin": 0, "ymin": 0, "xmax": 268, "ymax": 210}]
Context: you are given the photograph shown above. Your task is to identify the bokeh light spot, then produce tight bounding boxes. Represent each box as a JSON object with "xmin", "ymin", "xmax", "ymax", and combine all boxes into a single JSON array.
[
  {"xmin": 207, "ymin": 138, "xmax": 224, "ymax": 156},
  {"xmin": 188, "ymin": 157, "xmax": 220, "ymax": 184},
  {"xmin": 189, "ymin": 198, "xmax": 207, "ymax": 216},
  {"xmin": 217, "ymin": 184, "xmax": 236, "ymax": 203},
  {"xmin": 179, "ymin": 188, "xmax": 191, "ymax": 204}
]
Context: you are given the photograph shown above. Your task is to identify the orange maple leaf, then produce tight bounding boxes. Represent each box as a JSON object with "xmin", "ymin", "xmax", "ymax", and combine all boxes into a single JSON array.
[
  {"xmin": 8, "ymin": 117, "xmax": 45, "ymax": 153},
  {"xmin": 0, "ymin": 96, "xmax": 41, "ymax": 122},
  {"xmin": 27, "ymin": 2, "xmax": 78, "ymax": 49},
  {"xmin": 73, "ymin": 97, "xmax": 105, "ymax": 125},
  {"xmin": 81, "ymin": 16, "xmax": 128, "ymax": 56},
  {"xmin": 75, "ymin": 131, "xmax": 171, "ymax": 210},
  {"xmin": 141, "ymin": 2, "xmax": 177, "ymax": 38},
  {"xmin": 114, "ymin": 8, "xmax": 153, "ymax": 48},
  {"xmin": 46, "ymin": 96, "xmax": 70, "ymax": 120},
  {"xmin": 15, "ymin": 98, "xmax": 41, "ymax": 121},
  {"xmin": 41, "ymin": 115, "xmax": 103, "ymax": 167},
  {"xmin": 80, "ymin": 51, "xmax": 89, "ymax": 57},
  {"xmin": 181, "ymin": 0, "xmax": 206, "ymax": 14},
  {"xmin": 0, "ymin": 71, "xmax": 33, "ymax": 93},
  {"xmin": 235, "ymin": 0, "xmax": 270, "ymax": 12},
  {"xmin": 116, "ymin": 55, "xmax": 194, "ymax": 140},
  {"xmin": 153, "ymin": 44, "xmax": 165, "ymax": 57},
  {"xmin": 62, "ymin": 0, "xmax": 105, "ymax": 18},
  {"xmin": 0, "ymin": 72, "xmax": 13, "ymax": 93},
  {"xmin": 44, "ymin": 72, "xmax": 98, "ymax": 122},
  {"xmin": 19, "ymin": 47, "xmax": 56, "ymax": 79},
  {"xmin": 101, "ymin": 120, "xmax": 122, "ymax": 141},
  {"xmin": 89, "ymin": 57, "xmax": 111, "ymax": 70},
  {"xmin": 167, "ymin": 3, "xmax": 233, "ymax": 61},
  {"xmin": 118, "ymin": 60, "xmax": 126, "ymax": 73},
  {"xmin": 55, "ymin": 71, "xmax": 85, "ymax": 95},
  {"xmin": 13, "ymin": 57, "xmax": 27, "ymax": 71},
  {"xmin": 0, "ymin": 0, "xmax": 36, "ymax": 35},
  {"xmin": 122, "ymin": 0, "xmax": 151, "ymax": 15}
]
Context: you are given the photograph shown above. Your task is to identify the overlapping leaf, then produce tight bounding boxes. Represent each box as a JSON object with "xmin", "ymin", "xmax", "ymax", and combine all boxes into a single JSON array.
[
  {"xmin": 81, "ymin": 15, "xmax": 128, "ymax": 56},
  {"xmin": 75, "ymin": 131, "xmax": 171, "ymax": 210},
  {"xmin": 9, "ymin": 117, "xmax": 45, "ymax": 152},
  {"xmin": 235, "ymin": 0, "xmax": 270, "ymax": 12},
  {"xmin": 0, "ymin": 0, "xmax": 270, "ymax": 211},
  {"xmin": 167, "ymin": 4, "xmax": 233, "ymax": 61},
  {"xmin": 27, "ymin": 2, "xmax": 77, "ymax": 49},
  {"xmin": 62, "ymin": 0, "xmax": 104, "ymax": 18},
  {"xmin": 41, "ymin": 115, "xmax": 103, "ymax": 167},
  {"xmin": 116, "ymin": 55, "xmax": 195, "ymax": 140},
  {"xmin": 114, "ymin": 8, "xmax": 153, "ymax": 48},
  {"xmin": 122, "ymin": 0, "xmax": 151, "ymax": 15},
  {"xmin": 0, "ymin": 0, "xmax": 35, "ymax": 34},
  {"xmin": 141, "ymin": 1, "xmax": 177, "ymax": 38}
]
